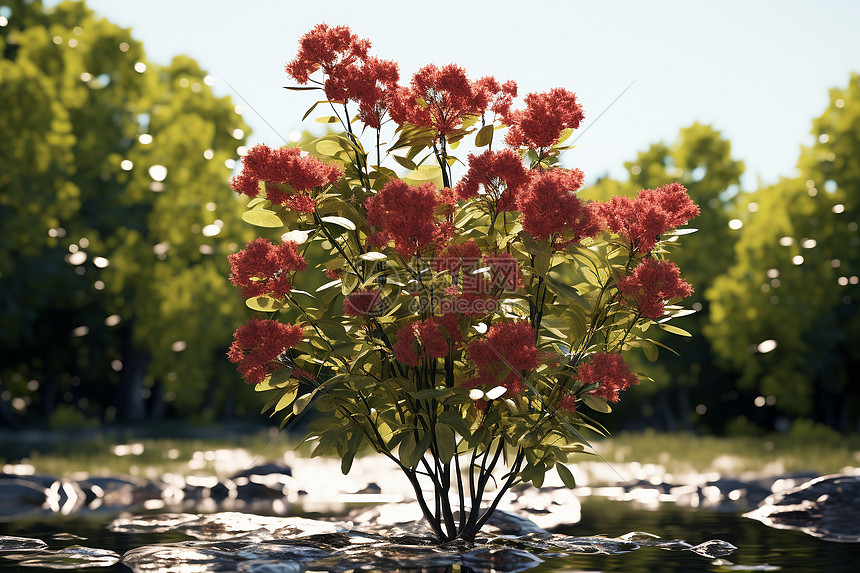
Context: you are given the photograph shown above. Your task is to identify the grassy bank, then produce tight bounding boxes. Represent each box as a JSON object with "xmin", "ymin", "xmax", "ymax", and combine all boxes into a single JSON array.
[{"xmin": 2, "ymin": 426, "xmax": 858, "ymax": 483}]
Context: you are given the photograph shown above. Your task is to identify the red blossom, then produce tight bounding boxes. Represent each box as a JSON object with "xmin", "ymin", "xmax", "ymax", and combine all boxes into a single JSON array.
[
  {"xmin": 228, "ymin": 238, "xmax": 307, "ymax": 299},
  {"xmin": 578, "ymin": 352, "xmax": 639, "ymax": 403},
  {"xmin": 456, "ymin": 149, "xmax": 529, "ymax": 211},
  {"xmin": 558, "ymin": 395, "xmax": 577, "ymax": 413},
  {"xmin": 518, "ymin": 168, "xmax": 601, "ymax": 248},
  {"xmin": 285, "ymin": 23, "xmax": 371, "ymax": 86},
  {"xmin": 389, "ymin": 64, "xmax": 486, "ymax": 135},
  {"xmin": 394, "ymin": 317, "xmax": 451, "ymax": 366},
  {"xmin": 227, "ymin": 318, "xmax": 304, "ymax": 385},
  {"xmin": 484, "ymin": 253, "xmax": 523, "ymax": 290},
  {"xmin": 504, "ymin": 88, "xmax": 584, "ymax": 150},
  {"xmin": 465, "ymin": 320, "xmax": 539, "ymax": 395},
  {"xmin": 472, "ymin": 76, "xmax": 518, "ymax": 118},
  {"xmin": 599, "ymin": 183, "xmax": 699, "ymax": 253},
  {"xmin": 364, "ymin": 179, "xmax": 446, "ymax": 257},
  {"xmin": 342, "ymin": 56, "xmax": 400, "ymax": 129},
  {"xmin": 343, "ymin": 288, "xmax": 384, "ymax": 317},
  {"xmin": 433, "ymin": 240, "xmax": 483, "ymax": 284},
  {"xmin": 230, "ymin": 144, "xmax": 342, "ymax": 206},
  {"xmin": 618, "ymin": 257, "xmax": 693, "ymax": 318}
]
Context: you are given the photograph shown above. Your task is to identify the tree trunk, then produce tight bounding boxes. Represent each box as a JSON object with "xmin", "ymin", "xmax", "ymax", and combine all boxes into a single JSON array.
[{"xmin": 115, "ymin": 320, "xmax": 150, "ymax": 421}]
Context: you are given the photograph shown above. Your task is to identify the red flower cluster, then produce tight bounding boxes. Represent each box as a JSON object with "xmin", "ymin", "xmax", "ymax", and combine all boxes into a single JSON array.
[
  {"xmin": 465, "ymin": 321, "xmax": 539, "ymax": 395},
  {"xmin": 456, "ymin": 149, "xmax": 529, "ymax": 211},
  {"xmin": 473, "ymin": 76, "xmax": 518, "ymax": 118},
  {"xmin": 343, "ymin": 56, "xmax": 400, "ymax": 129},
  {"xmin": 227, "ymin": 318, "xmax": 304, "ymax": 385},
  {"xmin": 504, "ymin": 88, "xmax": 584, "ymax": 150},
  {"xmin": 389, "ymin": 64, "xmax": 488, "ymax": 135},
  {"xmin": 558, "ymin": 395, "xmax": 577, "ymax": 413},
  {"xmin": 434, "ymin": 240, "xmax": 482, "ymax": 281},
  {"xmin": 343, "ymin": 288, "xmax": 384, "ymax": 317},
  {"xmin": 286, "ymin": 25, "xmax": 400, "ymax": 129},
  {"xmin": 228, "ymin": 238, "xmax": 307, "ymax": 299},
  {"xmin": 484, "ymin": 253, "xmax": 523, "ymax": 291},
  {"xmin": 578, "ymin": 352, "xmax": 638, "ymax": 403},
  {"xmin": 365, "ymin": 179, "xmax": 447, "ymax": 257},
  {"xmin": 230, "ymin": 144, "xmax": 343, "ymax": 208},
  {"xmin": 285, "ymin": 24, "xmax": 370, "ymax": 88},
  {"xmin": 599, "ymin": 183, "xmax": 700, "ymax": 253},
  {"xmin": 618, "ymin": 257, "xmax": 693, "ymax": 318},
  {"xmin": 394, "ymin": 314, "xmax": 463, "ymax": 366},
  {"xmin": 518, "ymin": 168, "xmax": 601, "ymax": 247}
]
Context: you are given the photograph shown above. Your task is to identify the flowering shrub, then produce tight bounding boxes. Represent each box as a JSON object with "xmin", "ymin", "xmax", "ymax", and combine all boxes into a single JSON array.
[{"xmin": 226, "ymin": 23, "xmax": 699, "ymax": 543}]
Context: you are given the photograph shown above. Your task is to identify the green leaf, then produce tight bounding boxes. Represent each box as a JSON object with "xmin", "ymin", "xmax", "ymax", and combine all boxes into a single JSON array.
[
  {"xmin": 317, "ymin": 140, "xmax": 344, "ymax": 157},
  {"xmin": 556, "ymin": 463, "xmax": 577, "ymax": 489},
  {"xmin": 320, "ymin": 215, "xmax": 356, "ymax": 231},
  {"xmin": 392, "ymin": 154, "xmax": 417, "ymax": 170},
  {"xmin": 435, "ymin": 423, "xmax": 456, "ymax": 463},
  {"xmin": 658, "ymin": 323, "xmax": 693, "ymax": 337},
  {"xmin": 341, "ymin": 426, "xmax": 364, "ymax": 475},
  {"xmin": 475, "ymin": 124, "xmax": 494, "ymax": 147},
  {"xmin": 410, "ymin": 388, "xmax": 455, "ymax": 400},
  {"xmin": 245, "ymin": 295, "xmax": 284, "ymax": 312},
  {"xmin": 293, "ymin": 392, "xmax": 315, "ymax": 416},
  {"xmin": 635, "ymin": 339, "xmax": 660, "ymax": 361},
  {"xmin": 438, "ymin": 411, "xmax": 471, "ymax": 437},
  {"xmin": 242, "ymin": 208, "xmax": 284, "ymax": 228},
  {"xmin": 581, "ymin": 393, "xmax": 612, "ymax": 413},
  {"xmin": 404, "ymin": 164, "xmax": 442, "ymax": 183},
  {"xmin": 301, "ymin": 100, "xmax": 327, "ymax": 121},
  {"xmin": 543, "ymin": 275, "xmax": 586, "ymax": 305},
  {"xmin": 315, "ymin": 116, "xmax": 340, "ymax": 123},
  {"xmin": 399, "ymin": 433, "xmax": 416, "ymax": 468},
  {"xmin": 273, "ymin": 386, "xmax": 298, "ymax": 414}
]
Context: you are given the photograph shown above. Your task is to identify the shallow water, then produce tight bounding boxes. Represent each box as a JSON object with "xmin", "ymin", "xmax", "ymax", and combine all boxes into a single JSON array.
[{"xmin": 1, "ymin": 499, "xmax": 857, "ymax": 572}]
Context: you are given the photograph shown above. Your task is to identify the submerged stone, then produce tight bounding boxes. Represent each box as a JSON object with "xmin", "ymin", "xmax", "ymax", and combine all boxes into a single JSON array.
[
  {"xmin": 115, "ymin": 510, "xmax": 737, "ymax": 572},
  {"xmin": 461, "ymin": 547, "xmax": 543, "ymax": 572},
  {"xmin": 0, "ymin": 535, "xmax": 48, "ymax": 552},
  {"xmin": 689, "ymin": 539, "xmax": 738, "ymax": 558},
  {"xmin": 15, "ymin": 546, "xmax": 120, "ymax": 569}
]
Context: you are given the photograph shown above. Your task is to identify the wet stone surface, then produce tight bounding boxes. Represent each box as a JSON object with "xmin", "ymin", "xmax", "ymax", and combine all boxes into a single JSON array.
[
  {"xmin": 744, "ymin": 473, "xmax": 860, "ymax": 542},
  {"xmin": 106, "ymin": 510, "xmax": 738, "ymax": 573}
]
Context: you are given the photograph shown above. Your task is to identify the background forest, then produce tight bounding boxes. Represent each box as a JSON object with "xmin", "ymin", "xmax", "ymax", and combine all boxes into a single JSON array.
[{"xmin": 1, "ymin": 0, "xmax": 857, "ymax": 435}]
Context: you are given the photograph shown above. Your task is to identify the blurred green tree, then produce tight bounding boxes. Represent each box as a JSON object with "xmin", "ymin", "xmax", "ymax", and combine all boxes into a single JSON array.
[
  {"xmin": 580, "ymin": 123, "xmax": 745, "ymax": 432},
  {"xmin": 706, "ymin": 74, "xmax": 860, "ymax": 431},
  {"xmin": 0, "ymin": 0, "xmax": 256, "ymax": 425}
]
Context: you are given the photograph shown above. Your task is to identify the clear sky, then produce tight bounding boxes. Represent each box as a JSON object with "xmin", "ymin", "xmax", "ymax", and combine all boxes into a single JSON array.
[{"xmin": 44, "ymin": 0, "xmax": 860, "ymax": 189}]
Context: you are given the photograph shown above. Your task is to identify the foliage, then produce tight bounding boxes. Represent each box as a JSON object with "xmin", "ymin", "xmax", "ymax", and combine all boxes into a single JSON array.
[
  {"xmin": 705, "ymin": 74, "xmax": 860, "ymax": 425},
  {"xmin": 227, "ymin": 24, "xmax": 699, "ymax": 542},
  {"xmin": 578, "ymin": 123, "xmax": 745, "ymax": 432},
  {"xmin": 0, "ymin": 0, "xmax": 256, "ymax": 423}
]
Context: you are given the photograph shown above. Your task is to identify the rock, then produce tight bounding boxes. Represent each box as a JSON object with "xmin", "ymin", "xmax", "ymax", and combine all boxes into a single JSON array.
[
  {"xmin": 12, "ymin": 545, "xmax": 120, "ymax": 569},
  {"xmin": 0, "ymin": 535, "xmax": 48, "ymax": 552},
  {"xmin": 461, "ymin": 547, "xmax": 543, "ymax": 572},
  {"xmin": 744, "ymin": 473, "xmax": 860, "ymax": 542},
  {"xmin": 0, "ymin": 479, "xmax": 46, "ymax": 513},
  {"xmin": 231, "ymin": 463, "xmax": 292, "ymax": 479},
  {"xmin": 115, "ymin": 510, "xmax": 736, "ymax": 572}
]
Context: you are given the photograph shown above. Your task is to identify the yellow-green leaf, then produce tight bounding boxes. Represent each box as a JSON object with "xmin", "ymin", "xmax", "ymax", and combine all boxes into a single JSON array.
[
  {"xmin": 475, "ymin": 124, "xmax": 494, "ymax": 147},
  {"xmin": 581, "ymin": 393, "xmax": 611, "ymax": 413},
  {"xmin": 242, "ymin": 208, "xmax": 283, "ymax": 228},
  {"xmin": 556, "ymin": 463, "xmax": 577, "ymax": 489},
  {"xmin": 245, "ymin": 295, "xmax": 284, "ymax": 312}
]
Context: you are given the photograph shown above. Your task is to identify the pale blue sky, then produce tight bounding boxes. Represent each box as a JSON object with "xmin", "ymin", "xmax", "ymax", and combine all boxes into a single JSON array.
[{"xmin": 43, "ymin": 0, "xmax": 860, "ymax": 189}]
